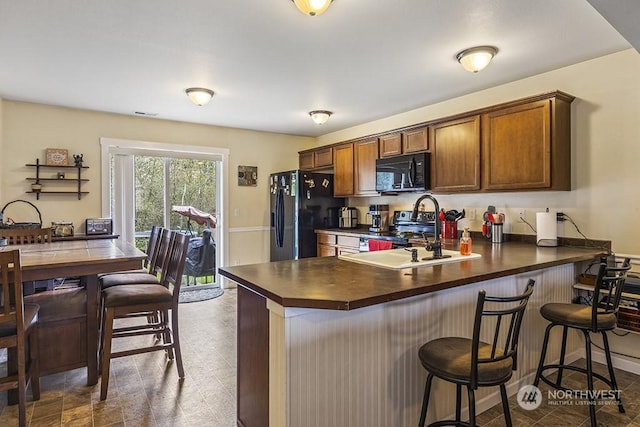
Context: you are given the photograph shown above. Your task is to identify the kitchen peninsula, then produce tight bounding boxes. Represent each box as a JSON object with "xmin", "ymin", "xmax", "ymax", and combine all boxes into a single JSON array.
[{"xmin": 220, "ymin": 241, "xmax": 606, "ymax": 427}]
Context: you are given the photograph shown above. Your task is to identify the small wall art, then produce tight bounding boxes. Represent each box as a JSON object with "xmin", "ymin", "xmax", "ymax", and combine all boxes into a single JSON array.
[
  {"xmin": 46, "ymin": 148, "xmax": 69, "ymax": 166},
  {"xmin": 238, "ymin": 165, "xmax": 257, "ymax": 186}
]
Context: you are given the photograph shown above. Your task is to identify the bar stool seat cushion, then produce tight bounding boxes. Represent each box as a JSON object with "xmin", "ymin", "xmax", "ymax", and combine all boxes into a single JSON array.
[
  {"xmin": 418, "ymin": 337, "xmax": 513, "ymax": 385},
  {"xmin": 103, "ymin": 284, "xmax": 172, "ymax": 308},
  {"xmin": 0, "ymin": 303, "xmax": 39, "ymax": 337},
  {"xmin": 100, "ymin": 273, "xmax": 160, "ymax": 288},
  {"xmin": 540, "ymin": 303, "xmax": 616, "ymax": 330}
]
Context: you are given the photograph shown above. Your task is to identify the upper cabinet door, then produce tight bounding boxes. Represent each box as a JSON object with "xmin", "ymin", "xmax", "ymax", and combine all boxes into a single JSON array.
[
  {"xmin": 379, "ymin": 133, "xmax": 402, "ymax": 158},
  {"xmin": 379, "ymin": 127, "xmax": 428, "ymax": 158},
  {"xmin": 482, "ymin": 100, "xmax": 552, "ymax": 190},
  {"xmin": 402, "ymin": 126, "xmax": 429, "ymax": 153},
  {"xmin": 299, "ymin": 151, "xmax": 314, "ymax": 169},
  {"xmin": 354, "ymin": 138, "xmax": 379, "ymax": 196},
  {"xmin": 333, "ymin": 143, "xmax": 355, "ymax": 197},
  {"xmin": 314, "ymin": 147, "xmax": 333, "ymax": 168},
  {"xmin": 431, "ymin": 115, "xmax": 481, "ymax": 192},
  {"xmin": 299, "ymin": 146, "xmax": 333, "ymax": 170}
]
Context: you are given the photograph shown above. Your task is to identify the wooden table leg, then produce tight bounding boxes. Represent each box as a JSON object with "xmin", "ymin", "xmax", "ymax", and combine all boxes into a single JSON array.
[{"xmin": 85, "ymin": 274, "xmax": 99, "ymax": 385}]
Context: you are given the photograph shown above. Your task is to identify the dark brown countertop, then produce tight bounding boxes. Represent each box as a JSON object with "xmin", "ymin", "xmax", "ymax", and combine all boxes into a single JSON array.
[{"xmin": 219, "ymin": 241, "xmax": 606, "ymax": 311}]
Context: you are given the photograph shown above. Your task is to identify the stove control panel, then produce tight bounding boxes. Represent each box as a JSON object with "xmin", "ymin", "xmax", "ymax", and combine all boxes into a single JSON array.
[{"xmin": 394, "ymin": 210, "xmax": 435, "ymax": 224}]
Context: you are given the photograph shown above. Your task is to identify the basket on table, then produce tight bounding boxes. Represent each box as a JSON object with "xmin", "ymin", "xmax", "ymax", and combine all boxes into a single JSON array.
[{"xmin": 0, "ymin": 199, "xmax": 43, "ymax": 229}]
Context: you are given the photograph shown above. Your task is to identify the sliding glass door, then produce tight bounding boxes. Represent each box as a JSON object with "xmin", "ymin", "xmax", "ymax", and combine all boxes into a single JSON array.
[{"xmin": 101, "ymin": 138, "xmax": 228, "ymax": 284}]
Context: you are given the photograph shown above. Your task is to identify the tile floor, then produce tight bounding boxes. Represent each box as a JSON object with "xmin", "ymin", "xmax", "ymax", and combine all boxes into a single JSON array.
[
  {"xmin": 0, "ymin": 287, "xmax": 238, "ymax": 427},
  {"xmin": 2, "ymin": 286, "xmax": 640, "ymax": 426}
]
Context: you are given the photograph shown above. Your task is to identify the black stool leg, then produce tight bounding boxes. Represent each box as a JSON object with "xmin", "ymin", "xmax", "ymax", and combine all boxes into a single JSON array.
[
  {"xmin": 534, "ymin": 322, "xmax": 555, "ymax": 386},
  {"xmin": 499, "ymin": 384, "xmax": 512, "ymax": 427},
  {"xmin": 455, "ymin": 384, "xmax": 462, "ymax": 423},
  {"xmin": 583, "ymin": 331, "xmax": 597, "ymax": 427},
  {"xmin": 418, "ymin": 373, "xmax": 434, "ymax": 427},
  {"xmin": 602, "ymin": 331, "xmax": 625, "ymax": 413},
  {"xmin": 556, "ymin": 325, "xmax": 569, "ymax": 386},
  {"xmin": 467, "ymin": 386, "xmax": 476, "ymax": 427}
]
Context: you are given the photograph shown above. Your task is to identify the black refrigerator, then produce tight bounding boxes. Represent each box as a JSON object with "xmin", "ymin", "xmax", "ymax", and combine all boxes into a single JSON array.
[{"xmin": 270, "ymin": 170, "xmax": 345, "ymax": 261}]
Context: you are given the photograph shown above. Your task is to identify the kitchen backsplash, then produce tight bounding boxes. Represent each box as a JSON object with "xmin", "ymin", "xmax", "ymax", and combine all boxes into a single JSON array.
[{"xmin": 345, "ymin": 192, "xmax": 587, "ymax": 240}]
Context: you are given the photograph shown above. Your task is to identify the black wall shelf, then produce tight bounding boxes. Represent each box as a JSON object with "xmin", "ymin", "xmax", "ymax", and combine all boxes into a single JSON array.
[{"xmin": 26, "ymin": 159, "xmax": 89, "ymax": 200}]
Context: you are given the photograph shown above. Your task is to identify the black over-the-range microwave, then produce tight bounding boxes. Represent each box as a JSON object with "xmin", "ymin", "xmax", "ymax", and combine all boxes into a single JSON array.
[{"xmin": 375, "ymin": 152, "xmax": 431, "ymax": 193}]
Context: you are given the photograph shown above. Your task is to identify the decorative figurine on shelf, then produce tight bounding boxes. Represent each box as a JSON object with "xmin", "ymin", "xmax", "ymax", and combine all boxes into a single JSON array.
[{"xmin": 73, "ymin": 154, "xmax": 84, "ymax": 168}]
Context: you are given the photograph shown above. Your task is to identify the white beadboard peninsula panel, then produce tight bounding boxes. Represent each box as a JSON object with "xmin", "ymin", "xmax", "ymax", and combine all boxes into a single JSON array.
[{"xmin": 267, "ymin": 263, "xmax": 580, "ymax": 427}]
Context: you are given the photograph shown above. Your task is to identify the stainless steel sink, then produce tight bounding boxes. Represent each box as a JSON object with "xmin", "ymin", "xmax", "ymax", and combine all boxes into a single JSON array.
[{"xmin": 338, "ymin": 248, "xmax": 481, "ymax": 269}]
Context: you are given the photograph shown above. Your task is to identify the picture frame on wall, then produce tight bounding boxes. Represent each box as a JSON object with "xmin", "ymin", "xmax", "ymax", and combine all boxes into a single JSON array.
[
  {"xmin": 46, "ymin": 148, "xmax": 69, "ymax": 166},
  {"xmin": 238, "ymin": 165, "xmax": 257, "ymax": 186}
]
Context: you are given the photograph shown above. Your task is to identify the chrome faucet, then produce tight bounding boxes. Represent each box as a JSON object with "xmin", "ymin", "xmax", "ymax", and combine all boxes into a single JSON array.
[{"xmin": 411, "ymin": 194, "xmax": 446, "ymax": 259}]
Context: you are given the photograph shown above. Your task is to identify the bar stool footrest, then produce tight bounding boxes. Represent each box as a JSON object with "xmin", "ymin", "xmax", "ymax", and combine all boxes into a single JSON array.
[{"xmin": 538, "ymin": 364, "xmax": 616, "ymax": 391}]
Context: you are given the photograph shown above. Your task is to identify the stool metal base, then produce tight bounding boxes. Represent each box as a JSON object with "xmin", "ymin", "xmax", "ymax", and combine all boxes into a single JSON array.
[{"xmin": 534, "ymin": 322, "xmax": 624, "ymax": 427}]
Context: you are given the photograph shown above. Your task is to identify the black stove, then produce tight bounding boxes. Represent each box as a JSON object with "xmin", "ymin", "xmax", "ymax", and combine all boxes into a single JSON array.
[{"xmin": 392, "ymin": 210, "xmax": 436, "ymax": 238}]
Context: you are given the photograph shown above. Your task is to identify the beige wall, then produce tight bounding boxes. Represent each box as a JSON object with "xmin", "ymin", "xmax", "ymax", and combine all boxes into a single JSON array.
[
  {"xmin": 0, "ymin": 101, "xmax": 314, "ymax": 265},
  {"xmin": 318, "ymin": 49, "xmax": 640, "ymax": 256},
  {"xmin": 0, "ymin": 97, "xmax": 3, "ymax": 204}
]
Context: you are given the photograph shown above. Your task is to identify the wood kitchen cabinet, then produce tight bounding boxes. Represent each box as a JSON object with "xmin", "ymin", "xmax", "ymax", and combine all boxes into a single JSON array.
[
  {"xmin": 379, "ymin": 126, "xmax": 428, "ymax": 158},
  {"xmin": 315, "ymin": 231, "xmax": 360, "ymax": 256},
  {"xmin": 430, "ymin": 115, "xmax": 481, "ymax": 192},
  {"xmin": 316, "ymin": 233, "xmax": 338, "ymax": 257},
  {"xmin": 299, "ymin": 146, "xmax": 333, "ymax": 170},
  {"xmin": 482, "ymin": 93, "xmax": 573, "ymax": 191},
  {"xmin": 333, "ymin": 143, "xmax": 355, "ymax": 196},
  {"xmin": 333, "ymin": 138, "xmax": 379, "ymax": 197},
  {"xmin": 354, "ymin": 138, "xmax": 379, "ymax": 196}
]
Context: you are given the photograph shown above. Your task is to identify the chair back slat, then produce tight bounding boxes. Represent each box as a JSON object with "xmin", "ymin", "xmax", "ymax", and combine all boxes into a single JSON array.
[
  {"xmin": 592, "ymin": 257, "xmax": 631, "ymax": 331},
  {"xmin": 470, "ymin": 279, "xmax": 535, "ymax": 388},
  {"xmin": 159, "ymin": 232, "xmax": 190, "ymax": 302},
  {"xmin": 1, "ymin": 228, "xmax": 52, "ymax": 245},
  {"xmin": 0, "ymin": 250, "xmax": 25, "ymax": 330},
  {"xmin": 149, "ymin": 228, "xmax": 171, "ymax": 277},
  {"xmin": 143, "ymin": 226, "xmax": 162, "ymax": 271}
]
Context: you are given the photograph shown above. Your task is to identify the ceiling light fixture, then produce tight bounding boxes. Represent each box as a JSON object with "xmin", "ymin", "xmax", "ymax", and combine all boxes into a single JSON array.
[
  {"xmin": 185, "ymin": 87, "xmax": 214, "ymax": 106},
  {"xmin": 292, "ymin": 0, "xmax": 333, "ymax": 17},
  {"xmin": 309, "ymin": 110, "xmax": 332, "ymax": 125},
  {"xmin": 456, "ymin": 46, "xmax": 498, "ymax": 73}
]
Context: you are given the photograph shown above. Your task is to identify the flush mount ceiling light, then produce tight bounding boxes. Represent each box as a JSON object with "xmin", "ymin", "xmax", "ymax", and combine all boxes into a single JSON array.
[
  {"xmin": 456, "ymin": 46, "xmax": 498, "ymax": 73},
  {"xmin": 309, "ymin": 110, "xmax": 332, "ymax": 125},
  {"xmin": 292, "ymin": 0, "xmax": 333, "ymax": 16},
  {"xmin": 185, "ymin": 87, "xmax": 214, "ymax": 106}
]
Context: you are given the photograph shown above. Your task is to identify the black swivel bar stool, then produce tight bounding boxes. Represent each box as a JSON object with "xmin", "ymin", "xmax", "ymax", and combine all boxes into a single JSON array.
[
  {"xmin": 534, "ymin": 257, "xmax": 631, "ymax": 427},
  {"xmin": 418, "ymin": 279, "xmax": 536, "ymax": 427}
]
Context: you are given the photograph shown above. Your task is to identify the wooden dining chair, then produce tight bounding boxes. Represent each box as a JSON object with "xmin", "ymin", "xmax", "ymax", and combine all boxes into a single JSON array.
[
  {"xmin": 1, "ymin": 228, "xmax": 55, "ymax": 294},
  {"xmin": 99, "ymin": 227, "xmax": 170, "ymax": 288},
  {"xmin": 0, "ymin": 228, "xmax": 52, "ymax": 245},
  {"xmin": 0, "ymin": 249, "xmax": 41, "ymax": 427},
  {"xmin": 98, "ymin": 225, "xmax": 163, "ymax": 279},
  {"xmin": 99, "ymin": 231, "xmax": 190, "ymax": 400}
]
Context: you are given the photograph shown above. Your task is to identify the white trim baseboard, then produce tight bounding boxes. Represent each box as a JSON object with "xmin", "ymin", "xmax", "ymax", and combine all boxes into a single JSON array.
[{"xmin": 228, "ymin": 226, "xmax": 270, "ymax": 233}]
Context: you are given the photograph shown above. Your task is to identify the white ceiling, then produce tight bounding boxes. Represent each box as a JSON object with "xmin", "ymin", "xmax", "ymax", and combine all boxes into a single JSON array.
[{"xmin": 0, "ymin": 0, "xmax": 635, "ymax": 137}]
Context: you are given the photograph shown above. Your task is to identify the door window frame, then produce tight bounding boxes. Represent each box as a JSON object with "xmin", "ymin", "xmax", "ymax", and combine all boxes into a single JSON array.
[{"xmin": 100, "ymin": 137, "xmax": 229, "ymax": 273}]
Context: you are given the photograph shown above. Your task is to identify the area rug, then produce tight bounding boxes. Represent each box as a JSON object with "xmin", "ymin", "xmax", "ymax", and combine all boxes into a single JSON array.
[{"xmin": 179, "ymin": 284, "xmax": 224, "ymax": 303}]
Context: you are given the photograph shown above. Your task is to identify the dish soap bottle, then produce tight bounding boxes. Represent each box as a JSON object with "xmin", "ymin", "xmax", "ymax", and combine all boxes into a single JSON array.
[{"xmin": 460, "ymin": 227, "xmax": 472, "ymax": 256}]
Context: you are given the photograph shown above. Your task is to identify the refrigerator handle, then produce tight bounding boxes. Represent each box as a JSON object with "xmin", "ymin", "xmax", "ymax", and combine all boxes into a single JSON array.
[{"xmin": 275, "ymin": 189, "xmax": 285, "ymax": 248}]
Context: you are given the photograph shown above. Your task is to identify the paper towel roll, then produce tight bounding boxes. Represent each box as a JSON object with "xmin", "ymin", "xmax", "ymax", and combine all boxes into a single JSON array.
[{"xmin": 536, "ymin": 212, "xmax": 557, "ymax": 247}]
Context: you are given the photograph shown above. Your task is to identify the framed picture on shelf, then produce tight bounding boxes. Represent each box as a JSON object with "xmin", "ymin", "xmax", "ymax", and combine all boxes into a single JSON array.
[{"xmin": 46, "ymin": 148, "xmax": 69, "ymax": 166}]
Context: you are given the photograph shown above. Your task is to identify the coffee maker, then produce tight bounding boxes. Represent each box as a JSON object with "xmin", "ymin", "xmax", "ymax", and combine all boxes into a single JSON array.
[
  {"xmin": 368, "ymin": 204, "xmax": 389, "ymax": 233},
  {"xmin": 339, "ymin": 207, "xmax": 358, "ymax": 229}
]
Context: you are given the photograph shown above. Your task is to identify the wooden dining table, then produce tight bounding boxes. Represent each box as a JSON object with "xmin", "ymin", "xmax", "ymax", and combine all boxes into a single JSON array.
[{"xmin": 1, "ymin": 238, "xmax": 146, "ymax": 386}]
